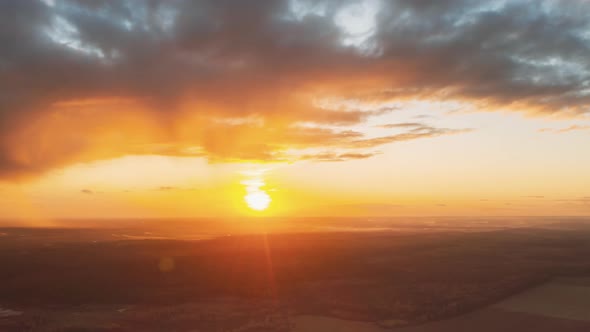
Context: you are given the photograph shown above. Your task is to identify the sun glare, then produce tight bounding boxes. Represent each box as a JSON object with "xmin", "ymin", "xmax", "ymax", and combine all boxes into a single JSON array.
[
  {"xmin": 245, "ymin": 191, "xmax": 271, "ymax": 211},
  {"xmin": 241, "ymin": 168, "xmax": 272, "ymax": 212}
]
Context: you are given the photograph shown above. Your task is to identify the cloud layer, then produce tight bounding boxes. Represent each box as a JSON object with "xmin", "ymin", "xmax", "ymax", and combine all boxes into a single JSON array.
[{"xmin": 1, "ymin": 0, "xmax": 589, "ymax": 178}]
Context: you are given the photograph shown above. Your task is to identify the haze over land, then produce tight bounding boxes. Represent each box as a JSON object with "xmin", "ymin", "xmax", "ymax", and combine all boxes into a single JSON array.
[{"xmin": 1, "ymin": 218, "xmax": 590, "ymax": 331}]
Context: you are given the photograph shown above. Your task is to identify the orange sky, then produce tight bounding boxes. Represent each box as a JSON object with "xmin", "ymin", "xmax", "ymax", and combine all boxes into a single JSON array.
[{"xmin": 1, "ymin": 0, "xmax": 590, "ymax": 221}]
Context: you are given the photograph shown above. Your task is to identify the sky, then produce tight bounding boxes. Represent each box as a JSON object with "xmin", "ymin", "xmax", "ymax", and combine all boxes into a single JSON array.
[{"xmin": 0, "ymin": 0, "xmax": 590, "ymax": 221}]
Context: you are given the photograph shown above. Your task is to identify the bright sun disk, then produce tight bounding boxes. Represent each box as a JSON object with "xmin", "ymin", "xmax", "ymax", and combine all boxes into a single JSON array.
[{"xmin": 245, "ymin": 191, "xmax": 271, "ymax": 211}]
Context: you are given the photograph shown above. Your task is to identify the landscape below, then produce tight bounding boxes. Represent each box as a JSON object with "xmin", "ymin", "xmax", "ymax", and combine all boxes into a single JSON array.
[{"xmin": 1, "ymin": 217, "xmax": 590, "ymax": 331}]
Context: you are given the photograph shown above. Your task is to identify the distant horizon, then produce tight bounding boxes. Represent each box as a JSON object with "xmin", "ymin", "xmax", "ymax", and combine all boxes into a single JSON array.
[{"xmin": 2, "ymin": 215, "xmax": 590, "ymax": 229}]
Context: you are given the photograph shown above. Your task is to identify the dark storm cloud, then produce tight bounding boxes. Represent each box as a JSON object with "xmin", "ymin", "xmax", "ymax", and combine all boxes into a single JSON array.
[{"xmin": 1, "ymin": 0, "xmax": 589, "ymax": 177}]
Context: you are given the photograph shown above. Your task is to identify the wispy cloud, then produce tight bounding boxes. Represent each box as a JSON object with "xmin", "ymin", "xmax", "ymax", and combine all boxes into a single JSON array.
[
  {"xmin": 300, "ymin": 152, "xmax": 379, "ymax": 162},
  {"xmin": 538, "ymin": 125, "xmax": 590, "ymax": 134},
  {"xmin": 376, "ymin": 123, "xmax": 426, "ymax": 129},
  {"xmin": 348, "ymin": 127, "xmax": 473, "ymax": 149},
  {"xmin": 553, "ymin": 197, "xmax": 590, "ymax": 204}
]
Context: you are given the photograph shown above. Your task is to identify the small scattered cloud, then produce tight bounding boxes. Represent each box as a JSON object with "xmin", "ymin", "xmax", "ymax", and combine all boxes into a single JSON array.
[
  {"xmin": 553, "ymin": 197, "xmax": 590, "ymax": 204},
  {"xmin": 81, "ymin": 189, "xmax": 94, "ymax": 194},
  {"xmin": 376, "ymin": 122, "xmax": 426, "ymax": 129},
  {"xmin": 413, "ymin": 114, "xmax": 436, "ymax": 120},
  {"xmin": 300, "ymin": 152, "xmax": 379, "ymax": 162},
  {"xmin": 154, "ymin": 186, "xmax": 201, "ymax": 192},
  {"xmin": 538, "ymin": 125, "xmax": 590, "ymax": 134},
  {"xmin": 348, "ymin": 126, "xmax": 473, "ymax": 149},
  {"xmin": 157, "ymin": 186, "xmax": 176, "ymax": 191}
]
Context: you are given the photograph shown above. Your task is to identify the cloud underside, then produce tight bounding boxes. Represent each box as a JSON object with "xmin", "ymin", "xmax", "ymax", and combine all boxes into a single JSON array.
[{"xmin": 1, "ymin": 0, "xmax": 590, "ymax": 178}]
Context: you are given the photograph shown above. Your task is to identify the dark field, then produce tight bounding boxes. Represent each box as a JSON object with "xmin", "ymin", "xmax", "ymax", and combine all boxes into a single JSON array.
[{"xmin": 1, "ymin": 218, "xmax": 590, "ymax": 331}]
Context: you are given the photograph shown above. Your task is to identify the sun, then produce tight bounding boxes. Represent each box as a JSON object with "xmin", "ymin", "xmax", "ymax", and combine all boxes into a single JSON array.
[
  {"xmin": 245, "ymin": 191, "xmax": 271, "ymax": 211},
  {"xmin": 241, "ymin": 167, "xmax": 272, "ymax": 212}
]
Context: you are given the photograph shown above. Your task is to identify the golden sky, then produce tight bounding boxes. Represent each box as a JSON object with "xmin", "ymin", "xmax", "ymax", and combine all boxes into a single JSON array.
[{"xmin": 1, "ymin": 0, "xmax": 590, "ymax": 220}]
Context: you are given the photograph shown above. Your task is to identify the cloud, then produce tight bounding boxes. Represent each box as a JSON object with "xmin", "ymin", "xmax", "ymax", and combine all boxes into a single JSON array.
[
  {"xmin": 157, "ymin": 186, "xmax": 176, "ymax": 191},
  {"xmin": 81, "ymin": 189, "xmax": 94, "ymax": 194},
  {"xmin": 538, "ymin": 125, "xmax": 590, "ymax": 133},
  {"xmin": 376, "ymin": 122, "xmax": 426, "ymax": 129},
  {"xmin": 1, "ymin": 0, "xmax": 589, "ymax": 178},
  {"xmin": 413, "ymin": 114, "xmax": 436, "ymax": 120},
  {"xmin": 197, "ymin": 122, "xmax": 469, "ymax": 161},
  {"xmin": 553, "ymin": 197, "xmax": 590, "ymax": 204},
  {"xmin": 348, "ymin": 126, "xmax": 473, "ymax": 149},
  {"xmin": 300, "ymin": 151, "xmax": 379, "ymax": 162}
]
